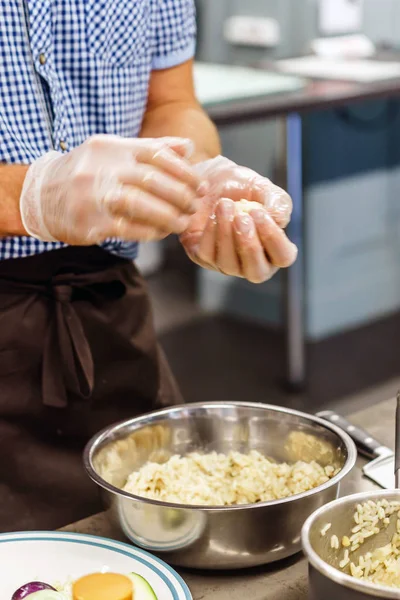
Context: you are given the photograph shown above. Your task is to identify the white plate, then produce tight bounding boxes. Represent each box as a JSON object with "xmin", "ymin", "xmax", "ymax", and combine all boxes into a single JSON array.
[{"xmin": 0, "ymin": 531, "xmax": 192, "ymax": 599}]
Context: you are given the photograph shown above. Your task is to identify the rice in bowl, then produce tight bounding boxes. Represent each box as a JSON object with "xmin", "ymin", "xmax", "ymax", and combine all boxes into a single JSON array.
[
  {"xmin": 323, "ymin": 499, "xmax": 400, "ymax": 589},
  {"xmin": 123, "ymin": 449, "xmax": 338, "ymax": 506}
]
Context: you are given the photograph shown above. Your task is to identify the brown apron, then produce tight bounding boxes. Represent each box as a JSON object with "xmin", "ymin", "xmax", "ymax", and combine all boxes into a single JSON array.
[{"xmin": 0, "ymin": 246, "xmax": 183, "ymax": 532}]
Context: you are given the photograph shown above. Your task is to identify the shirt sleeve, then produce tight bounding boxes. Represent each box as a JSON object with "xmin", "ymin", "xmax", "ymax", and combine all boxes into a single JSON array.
[{"xmin": 152, "ymin": 0, "xmax": 196, "ymax": 70}]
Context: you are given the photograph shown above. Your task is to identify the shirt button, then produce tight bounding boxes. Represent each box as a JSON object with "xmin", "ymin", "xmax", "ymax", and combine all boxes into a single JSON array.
[
  {"xmin": 60, "ymin": 140, "xmax": 68, "ymax": 151},
  {"xmin": 39, "ymin": 53, "xmax": 46, "ymax": 65}
]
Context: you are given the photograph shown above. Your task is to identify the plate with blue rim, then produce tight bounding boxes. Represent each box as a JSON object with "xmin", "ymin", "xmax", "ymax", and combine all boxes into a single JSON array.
[{"xmin": 0, "ymin": 531, "xmax": 192, "ymax": 599}]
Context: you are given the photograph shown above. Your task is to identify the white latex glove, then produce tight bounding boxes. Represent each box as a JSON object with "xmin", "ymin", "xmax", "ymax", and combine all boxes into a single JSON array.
[
  {"xmin": 180, "ymin": 155, "xmax": 298, "ymax": 284},
  {"xmin": 20, "ymin": 135, "xmax": 205, "ymax": 245}
]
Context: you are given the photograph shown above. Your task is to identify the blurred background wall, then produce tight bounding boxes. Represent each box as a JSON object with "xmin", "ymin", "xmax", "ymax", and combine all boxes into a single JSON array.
[{"xmin": 183, "ymin": 0, "xmax": 400, "ymax": 340}]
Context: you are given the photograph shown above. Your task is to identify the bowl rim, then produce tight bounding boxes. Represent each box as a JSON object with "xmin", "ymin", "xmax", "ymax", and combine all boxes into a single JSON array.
[
  {"xmin": 0, "ymin": 530, "xmax": 192, "ymax": 600},
  {"xmin": 302, "ymin": 490, "xmax": 400, "ymax": 599},
  {"xmin": 83, "ymin": 401, "xmax": 357, "ymax": 512}
]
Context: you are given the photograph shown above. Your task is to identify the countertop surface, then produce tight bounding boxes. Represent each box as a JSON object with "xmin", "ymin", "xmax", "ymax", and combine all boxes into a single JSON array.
[
  {"xmin": 205, "ymin": 54, "xmax": 400, "ymax": 125},
  {"xmin": 62, "ymin": 398, "xmax": 395, "ymax": 600}
]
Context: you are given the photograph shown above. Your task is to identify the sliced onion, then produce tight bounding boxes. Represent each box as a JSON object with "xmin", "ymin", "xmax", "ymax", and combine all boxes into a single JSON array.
[{"xmin": 12, "ymin": 582, "xmax": 56, "ymax": 599}]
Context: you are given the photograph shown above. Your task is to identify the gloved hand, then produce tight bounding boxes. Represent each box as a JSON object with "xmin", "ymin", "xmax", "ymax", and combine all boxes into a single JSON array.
[
  {"xmin": 180, "ymin": 156, "xmax": 298, "ymax": 284},
  {"xmin": 20, "ymin": 135, "xmax": 205, "ymax": 245}
]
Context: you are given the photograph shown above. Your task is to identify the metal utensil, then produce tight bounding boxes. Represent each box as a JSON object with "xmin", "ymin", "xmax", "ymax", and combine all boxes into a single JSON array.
[
  {"xmin": 317, "ymin": 410, "xmax": 394, "ymax": 489},
  {"xmin": 84, "ymin": 402, "xmax": 356, "ymax": 569},
  {"xmin": 303, "ymin": 397, "xmax": 400, "ymax": 599},
  {"xmin": 395, "ymin": 392, "xmax": 400, "ymax": 489},
  {"xmin": 302, "ymin": 490, "xmax": 400, "ymax": 600}
]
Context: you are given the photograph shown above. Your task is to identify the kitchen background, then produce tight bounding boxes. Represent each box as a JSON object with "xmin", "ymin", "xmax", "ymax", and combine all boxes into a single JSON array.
[{"xmin": 138, "ymin": 0, "xmax": 400, "ymax": 415}]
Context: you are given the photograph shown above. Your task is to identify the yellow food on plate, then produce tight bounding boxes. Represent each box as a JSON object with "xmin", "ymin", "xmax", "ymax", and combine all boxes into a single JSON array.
[{"xmin": 72, "ymin": 573, "xmax": 133, "ymax": 600}]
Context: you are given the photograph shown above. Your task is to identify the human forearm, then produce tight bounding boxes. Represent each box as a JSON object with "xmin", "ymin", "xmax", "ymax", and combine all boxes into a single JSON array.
[
  {"xmin": 140, "ymin": 61, "xmax": 220, "ymax": 163},
  {"xmin": 0, "ymin": 164, "xmax": 29, "ymax": 237},
  {"xmin": 140, "ymin": 101, "xmax": 221, "ymax": 164}
]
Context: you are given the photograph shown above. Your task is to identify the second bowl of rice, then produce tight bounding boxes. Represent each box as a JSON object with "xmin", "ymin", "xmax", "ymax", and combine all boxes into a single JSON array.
[{"xmin": 303, "ymin": 490, "xmax": 400, "ymax": 599}]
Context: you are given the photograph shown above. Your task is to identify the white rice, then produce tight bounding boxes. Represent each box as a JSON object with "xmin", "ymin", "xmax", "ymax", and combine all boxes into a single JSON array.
[
  {"xmin": 320, "ymin": 523, "xmax": 332, "ymax": 536},
  {"xmin": 123, "ymin": 450, "xmax": 336, "ymax": 506},
  {"xmin": 339, "ymin": 549, "xmax": 350, "ymax": 569},
  {"xmin": 330, "ymin": 534, "xmax": 340, "ymax": 550},
  {"xmin": 329, "ymin": 499, "xmax": 400, "ymax": 589}
]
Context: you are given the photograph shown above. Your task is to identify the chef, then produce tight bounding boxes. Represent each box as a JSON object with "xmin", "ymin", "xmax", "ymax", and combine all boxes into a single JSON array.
[{"xmin": 0, "ymin": 0, "xmax": 297, "ymax": 531}]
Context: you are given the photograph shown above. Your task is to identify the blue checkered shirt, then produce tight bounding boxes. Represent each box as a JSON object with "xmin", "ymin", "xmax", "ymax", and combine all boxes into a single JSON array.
[{"xmin": 0, "ymin": 0, "xmax": 196, "ymax": 260}]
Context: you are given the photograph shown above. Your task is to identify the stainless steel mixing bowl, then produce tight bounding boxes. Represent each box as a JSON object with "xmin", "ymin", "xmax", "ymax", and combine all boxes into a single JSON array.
[
  {"xmin": 302, "ymin": 491, "xmax": 400, "ymax": 600},
  {"xmin": 84, "ymin": 402, "xmax": 356, "ymax": 569}
]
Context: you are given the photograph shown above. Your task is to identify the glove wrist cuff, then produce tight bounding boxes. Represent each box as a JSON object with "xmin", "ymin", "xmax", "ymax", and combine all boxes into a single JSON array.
[{"xmin": 20, "ymin": 151, "xmax": 62, "ymax": 242}]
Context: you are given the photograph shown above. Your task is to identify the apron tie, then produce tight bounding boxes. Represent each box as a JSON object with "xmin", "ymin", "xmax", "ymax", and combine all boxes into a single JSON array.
[
  {"xmin": 42, "ymin": 282, "xmax": 94, "ymax": 409},
  {"xmin": 0, "ymin": 269, "xmax": 126, "ymax": 409}
]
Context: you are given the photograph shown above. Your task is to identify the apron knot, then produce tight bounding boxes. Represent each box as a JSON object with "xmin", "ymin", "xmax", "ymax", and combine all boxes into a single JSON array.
[
  {"xmin": 52, "ymin": 284, "xmax": 73, "ymax": 304},
  {"xmin": 0, "ymin": 267, "xmax": 127, "ymax": 411},
  {"xmin": 42, "ymin": 279, "xmax": 95, "ymax": 409}
]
